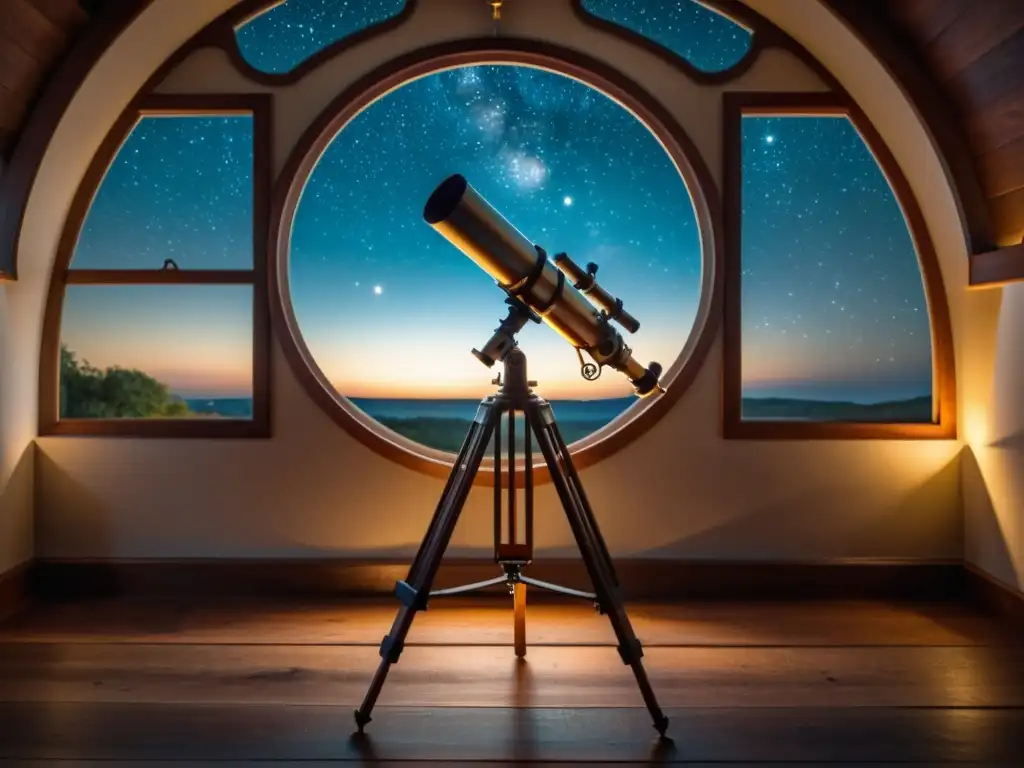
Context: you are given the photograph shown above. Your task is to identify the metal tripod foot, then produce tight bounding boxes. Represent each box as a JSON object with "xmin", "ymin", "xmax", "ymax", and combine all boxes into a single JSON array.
[{"xmin": 354, "ymin": 708, "xmax": 371, "ymax": 733}]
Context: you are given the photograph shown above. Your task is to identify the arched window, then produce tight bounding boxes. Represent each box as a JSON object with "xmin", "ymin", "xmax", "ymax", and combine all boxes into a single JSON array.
[
  {"xmin": 722, "ymin": 93, "xmax": 955, "ymax": 439},
  {"xmin": 233, "ymin": 0, "xmax": 409, "ymax": 76},
  {"xmin": 40, "ymin": 95, "xmax": 271, "ymax": 437},
  {"xmin": 278, "ymin": 56, "xmax": 717, "ymax": 465},
  {"xmin": 575, "ymin": 0, "xmax": 754, "ymax": 75}
]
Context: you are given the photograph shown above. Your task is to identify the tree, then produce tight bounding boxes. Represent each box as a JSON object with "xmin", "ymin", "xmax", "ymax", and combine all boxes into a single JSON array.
[{"xmin": 60, "ymin": 345, "xmax": 191, "ymax": 418}]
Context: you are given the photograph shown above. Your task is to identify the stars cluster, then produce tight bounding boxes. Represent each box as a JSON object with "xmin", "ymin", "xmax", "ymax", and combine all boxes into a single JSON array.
[
  {"xmin": 740, "ymin": 116, "xmax": 932, "ymax": 401},
  {"xmin": 235, "ymin": 0, "xmax": 406, "ymax": 74},
  {"xmin": 75, "ymin": 116, "xmax": 253, "ymax": 270}
]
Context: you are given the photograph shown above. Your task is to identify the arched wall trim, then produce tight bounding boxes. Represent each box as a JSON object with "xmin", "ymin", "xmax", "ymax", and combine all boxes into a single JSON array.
[
  {"xmin": 38, "ymin": 93, "xmax": 273, "ymax": 438},
  {"xmin": 267, "ymin": 38, "xmax": 725, "ymax": 486},
  {"xmin": 721, "ymin": 91, "xmax": 957, "ymax": 441},
  {"xmin": 1, "ymin": 0, "xmax": 989, "ymax": 279}
]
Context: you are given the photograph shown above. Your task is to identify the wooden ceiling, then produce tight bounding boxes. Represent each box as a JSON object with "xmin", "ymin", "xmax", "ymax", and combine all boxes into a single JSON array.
[
  {"xmin": 0, "ymin": 0, "xmax": 88, "ymax": 161},
  {"xmin": 0, "ymin": 0, "xmax": 1022, "ymax": 251},
  {"xmin": 882, "ymin": 0, "xmax": 1024, "ymax": 248}
]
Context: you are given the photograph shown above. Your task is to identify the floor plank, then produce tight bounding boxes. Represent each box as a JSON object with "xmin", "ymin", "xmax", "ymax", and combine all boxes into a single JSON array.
[
  {"xmin": 1, "ymin": 642, "xmax": 1022, "ymax": 708},
  {"xmin": 0, "ymin": 597, "xmax": 1010, "ymax": 646},
  {"xmin": 15, "ymin": 766, "xmax": 1021, "ymax": 768},
  {"xmin": 0, "ymin": 703, "xmax": 1020, "ymax": 763}
]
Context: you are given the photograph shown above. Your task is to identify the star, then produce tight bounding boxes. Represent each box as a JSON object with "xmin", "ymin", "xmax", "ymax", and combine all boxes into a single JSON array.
[
  {"xmin": 563, "ymin": 195, "xmax": 573, "ymax": 207},
  {"xmin": 373, "ymin": 285, "xmax": 383, "ymax": 296},
  {"xmin": 765, "ymin": 134, "xmax": 775, "ymax": 145}
]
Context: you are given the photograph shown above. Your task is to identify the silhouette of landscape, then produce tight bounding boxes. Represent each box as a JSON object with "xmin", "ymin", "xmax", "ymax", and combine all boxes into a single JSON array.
[
  {"xmin": 58, "ymin": 345, "xmax": 935, "ymax": 445},
  {"xmin": 741, "ymin": 395, "xmax": 932, "ymax": 422}
]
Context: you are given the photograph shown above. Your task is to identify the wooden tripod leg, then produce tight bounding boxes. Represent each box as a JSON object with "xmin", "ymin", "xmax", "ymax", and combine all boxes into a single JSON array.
[{"xmin": 513, "ymin": 582, "xmax": 527, "ymax": 658}]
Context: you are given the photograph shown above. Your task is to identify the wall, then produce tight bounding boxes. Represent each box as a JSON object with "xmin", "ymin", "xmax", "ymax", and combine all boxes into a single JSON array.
[
  {"xmin": 962, "ymin": 283, "xmax": 1024, "ymax": 592},
  {"xmin": 0, "ymin": 290, "xmax": 34, "ymax": 574},
  {"xmin": 20, "ymin": 0, "xmax": 967, "ymax": 562}
]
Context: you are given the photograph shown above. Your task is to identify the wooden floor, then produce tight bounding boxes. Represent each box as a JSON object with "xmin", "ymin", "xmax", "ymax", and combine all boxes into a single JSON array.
[{"xmin": 0, "ymin": 594, "xmax": 1022, "ymax": 765}]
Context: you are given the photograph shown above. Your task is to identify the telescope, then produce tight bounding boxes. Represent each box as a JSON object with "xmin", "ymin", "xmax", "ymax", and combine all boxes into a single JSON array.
[
  {"xmin": 423, "ymin": 174, "xmax": 663, "ymax": 397},
  {"xmin": 353, "ymin": 173, "xmax": 673, "ymax": 738}
]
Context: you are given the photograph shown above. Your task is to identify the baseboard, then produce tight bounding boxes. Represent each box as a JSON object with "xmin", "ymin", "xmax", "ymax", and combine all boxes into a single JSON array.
[
  {"xmin": 0, "ymin": 561, "xmax": 31, "ymax": 621},
  {"xmin": 27, "ymin": 557, "xmax": 966, "ymax": 602},
  {"xmin": 965, "ymin": 563, "xmax": 1024, "ymax": 628}
]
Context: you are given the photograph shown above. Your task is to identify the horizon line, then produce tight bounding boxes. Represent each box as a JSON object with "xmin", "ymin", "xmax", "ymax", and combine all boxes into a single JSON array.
[{"xmin": 174, "ymin": 392, "xmax": 932, "ymax": 403}]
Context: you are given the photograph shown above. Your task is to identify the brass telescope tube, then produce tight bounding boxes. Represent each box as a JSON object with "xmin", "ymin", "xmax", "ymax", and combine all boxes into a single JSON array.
[{"xmin": 423, "ymin": 174, "xmax": 661, "ymax": 396}]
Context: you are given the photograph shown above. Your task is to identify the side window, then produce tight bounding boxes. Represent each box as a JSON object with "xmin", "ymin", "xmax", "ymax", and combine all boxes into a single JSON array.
[
  {"xmin": 234, "ymin": 0, "xmax": 408, "ymax": 75},
  {"xmin": 578, "ymin": 0, "xmax": 753, "ymax": 74},
  {"xmin": 737, "ymin": 113, "xmax": 934, "ymax": 424}
]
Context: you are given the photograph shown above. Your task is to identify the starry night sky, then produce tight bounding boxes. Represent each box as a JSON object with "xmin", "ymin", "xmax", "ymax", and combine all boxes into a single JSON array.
[
  {"xmin": 290, "ymin": 64, "xmax": 701, "ymax": 400},
  {"xmin": 62, "ymin": 0, "xmax": 932, "ymax": 406},
  {"xmin": 740, "ymin": 117, "xmax": 931, "ymax": 402}
]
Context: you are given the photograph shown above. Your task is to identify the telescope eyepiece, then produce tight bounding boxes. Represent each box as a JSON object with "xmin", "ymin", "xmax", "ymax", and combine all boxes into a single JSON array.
[{"xmin": 631, "ymin": 362, "xmax": 663, "ymax": 397}]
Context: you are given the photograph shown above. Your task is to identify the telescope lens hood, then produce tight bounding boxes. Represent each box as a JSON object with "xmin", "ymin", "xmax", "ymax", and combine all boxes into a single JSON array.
[{"xmin": 424, "ymin": 174, "xmax": 468, "ymax": 224}]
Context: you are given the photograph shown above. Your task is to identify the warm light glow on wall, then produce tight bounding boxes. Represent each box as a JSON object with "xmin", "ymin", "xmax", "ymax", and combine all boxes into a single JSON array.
[{"xmin": 963, "ymin": 402, "xmax": 991, "ymax": 450}]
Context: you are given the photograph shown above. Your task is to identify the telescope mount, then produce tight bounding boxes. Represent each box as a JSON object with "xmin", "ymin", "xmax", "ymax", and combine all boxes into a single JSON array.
[{"xmin": 353, "ymin": 345, "xmax": 669, "ymax": 737}]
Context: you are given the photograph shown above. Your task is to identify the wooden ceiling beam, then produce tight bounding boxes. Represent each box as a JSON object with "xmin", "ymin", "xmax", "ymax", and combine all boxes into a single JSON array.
[{"xmin": 969, "ymin": 241, "xmax": 1024, "ymax": 288}]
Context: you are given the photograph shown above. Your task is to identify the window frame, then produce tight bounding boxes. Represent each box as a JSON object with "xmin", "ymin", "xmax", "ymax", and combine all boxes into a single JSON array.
[
  {"xmin": 267, "ymin": 38, "xmax": 725, "ymax": 485},
  {"xmin": 721, "ymin": 91, "xmax": 957, "ymax": 440},
  {"xmin": 38, "ymin": 93, "xmax": 273, "ymax": 439}
]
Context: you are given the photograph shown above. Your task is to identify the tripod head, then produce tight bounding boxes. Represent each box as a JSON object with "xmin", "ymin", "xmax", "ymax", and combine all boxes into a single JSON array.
[{"xmin": 471, "ymin": 295, "xmax": 540, "ymax": 369}]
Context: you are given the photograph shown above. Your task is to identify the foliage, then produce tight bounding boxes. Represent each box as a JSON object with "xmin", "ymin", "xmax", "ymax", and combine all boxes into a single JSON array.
[{"xmin": 60, "ymin": 345, "xmax": 191, "ymax": 418}]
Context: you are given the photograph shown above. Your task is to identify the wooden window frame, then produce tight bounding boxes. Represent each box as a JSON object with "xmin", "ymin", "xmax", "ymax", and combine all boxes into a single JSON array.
[
  {"xmin": 721, "ymin": 91, "xmax": 957, "ymax": 440},
  {"xmin": 38, "ymin": 93, "xmax": 273, "ymax": 439}
]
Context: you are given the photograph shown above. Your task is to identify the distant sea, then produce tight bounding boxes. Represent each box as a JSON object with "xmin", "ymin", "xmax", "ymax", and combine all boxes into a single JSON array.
[{"xmin": 183, "ymin": 394, "xmax": 933, "ymax": 451}]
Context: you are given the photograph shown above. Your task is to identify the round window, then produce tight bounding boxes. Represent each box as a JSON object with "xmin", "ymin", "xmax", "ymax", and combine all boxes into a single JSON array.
[{"xmin": 275, "ymin": 49, "xmax": 720, "ymax": 478}]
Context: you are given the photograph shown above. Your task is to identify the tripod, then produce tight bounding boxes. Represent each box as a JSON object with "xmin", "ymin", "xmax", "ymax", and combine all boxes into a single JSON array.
[{"xmin": 353, "ymin": 346, "xmax": 669, "ymax": 737}]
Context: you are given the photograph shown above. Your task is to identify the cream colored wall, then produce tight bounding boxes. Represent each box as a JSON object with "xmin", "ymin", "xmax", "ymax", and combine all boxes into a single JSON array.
[
  {"xmin": 19, "ymin": 0, "xmax": 969, "ymax": 563},
  {"xmin": 962, "ymin": 284, "xmax": 1024, "ymax": 591},
  {"xmin": 0, "ymin": 290, "xmax": 35, "ymax": 573}
]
